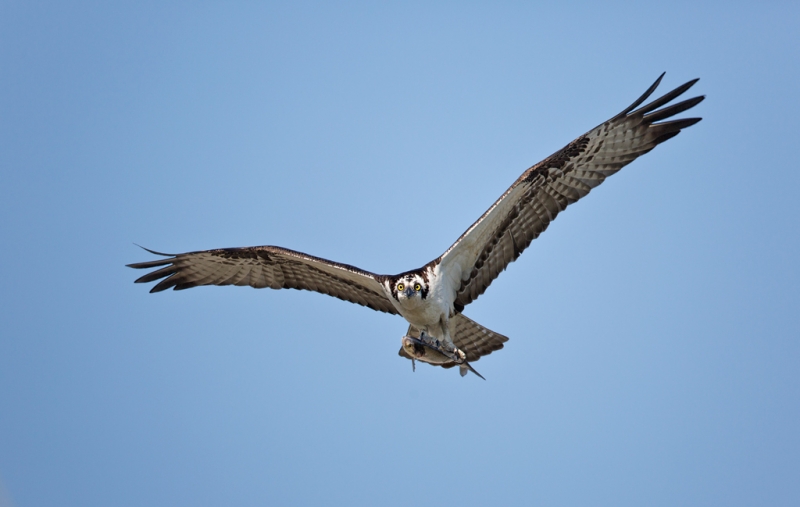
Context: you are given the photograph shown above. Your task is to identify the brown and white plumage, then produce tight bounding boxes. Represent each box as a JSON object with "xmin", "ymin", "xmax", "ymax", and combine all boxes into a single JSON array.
[
  {"xmin": 129, "ymin": 73, "xmax": 703, "ymax": 378},
  {"xmin": 437, "ymin": 73, "xmax": 703, "ymax": 311},
  {"xmin": 129, "ymin": 245, "xmax": 398, "ymax": 314},
  {"xmin": 399, "ymin": 314, "xmax": 509, "ymax": 368}
]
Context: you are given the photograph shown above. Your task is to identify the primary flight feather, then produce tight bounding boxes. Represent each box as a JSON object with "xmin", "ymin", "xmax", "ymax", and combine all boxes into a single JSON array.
[{"xmin": 129, "ymin": 73, "xmax": 703, "ymax": 378}]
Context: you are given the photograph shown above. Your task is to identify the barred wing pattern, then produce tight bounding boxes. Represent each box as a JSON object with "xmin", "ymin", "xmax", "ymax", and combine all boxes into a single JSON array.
[
  {"xmin": 127, "ymin": 246, "xmax": 399, "ymax": 314},
  {"xmin": 449, "ymin": 314, "xmax": 509, "ymax": 366},
  {"xmin": 439, "ymin": 74, "xmax": 703, "ymax": 311},
  {"xmin": 400, "ymin": 314, "xmax": 509, "ymax": 367}
]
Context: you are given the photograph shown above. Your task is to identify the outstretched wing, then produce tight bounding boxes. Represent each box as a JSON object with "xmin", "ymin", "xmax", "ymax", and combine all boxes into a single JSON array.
[
  {"xmin": 437, "ymin": 73, "xmax": 704, "ymax": 311},
  {"xmin": 128, "ymin": 246, "xmax": 398, "ymax": 314}
]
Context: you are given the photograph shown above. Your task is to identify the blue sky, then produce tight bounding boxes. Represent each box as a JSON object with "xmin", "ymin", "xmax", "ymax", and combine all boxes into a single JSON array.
[{"xmin": 1, "ymin": 2, "xmax": 798, "ymax": 506}]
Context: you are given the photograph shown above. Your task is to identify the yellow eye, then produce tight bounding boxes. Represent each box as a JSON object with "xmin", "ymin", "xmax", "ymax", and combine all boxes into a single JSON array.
[
  {"xmin": 397, "ymin": 284, "xmax": 404, "ymax": 292},
  {"xmin": 414, "ymin": 284, "xmax": 421, "ymax": 291}
]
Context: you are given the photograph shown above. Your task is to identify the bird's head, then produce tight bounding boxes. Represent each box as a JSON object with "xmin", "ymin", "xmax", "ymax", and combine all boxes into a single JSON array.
[{"xmin": 392, "ymin": 274, "xmax": 429, "ymax": 303}]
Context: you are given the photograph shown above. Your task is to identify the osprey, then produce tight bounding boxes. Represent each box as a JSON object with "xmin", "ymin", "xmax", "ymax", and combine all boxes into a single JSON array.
[{"xmin": 129, "ymin": 73, "xmax": 703, "ymax": 379}]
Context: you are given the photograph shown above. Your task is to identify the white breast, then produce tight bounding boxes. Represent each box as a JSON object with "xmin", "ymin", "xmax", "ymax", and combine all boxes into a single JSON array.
[{"xmin": 390, "ymin": 266, "xmax": 456, "ymax": 332}]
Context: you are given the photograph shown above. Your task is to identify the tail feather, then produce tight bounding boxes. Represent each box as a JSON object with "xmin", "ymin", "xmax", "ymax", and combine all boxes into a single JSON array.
[
  {"xmin": 450, "ymin": 314, "xmax": 509, "ymax": 363},
  {"xmin": 398, "ymin": 314, "xmax": 508, "ymax": 378}
]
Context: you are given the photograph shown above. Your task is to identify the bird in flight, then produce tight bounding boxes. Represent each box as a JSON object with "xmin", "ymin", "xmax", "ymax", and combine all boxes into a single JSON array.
[{"xmin": 129, "ymin": 73, "xmax": 703, "ymax": 379}]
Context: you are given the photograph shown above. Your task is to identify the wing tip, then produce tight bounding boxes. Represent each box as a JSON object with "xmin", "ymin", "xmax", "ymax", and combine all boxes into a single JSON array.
[
  {"xmin": 127, "ymin": 245, "xmax": 178, "ymax": 269},
  {"xmin": 615, "ymin": 74, "xmax": 703, "ymax": 122},
  {"xmin": 613, "ymin": 72, "xmax": 666, "ymax": 120},
  {"xmin": 133, "ymin": 243, "xmax": 176, "ymax": 257}
]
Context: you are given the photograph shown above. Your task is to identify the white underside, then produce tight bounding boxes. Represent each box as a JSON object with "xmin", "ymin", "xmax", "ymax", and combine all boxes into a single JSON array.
[{"xmin": 383, "ymin": 264, "xmax": 462, "ymax": 347}]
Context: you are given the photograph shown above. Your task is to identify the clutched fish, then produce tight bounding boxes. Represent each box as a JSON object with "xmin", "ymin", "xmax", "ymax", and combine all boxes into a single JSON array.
[{"xmin": 400, "ymin": 334, "xmax": 486, "ymax": 380}]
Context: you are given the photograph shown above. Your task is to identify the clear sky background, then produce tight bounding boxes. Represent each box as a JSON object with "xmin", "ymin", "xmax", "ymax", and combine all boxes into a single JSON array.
[{"xmin": 1, "ymin": 2, "xmax": 798, "ymax": 506}]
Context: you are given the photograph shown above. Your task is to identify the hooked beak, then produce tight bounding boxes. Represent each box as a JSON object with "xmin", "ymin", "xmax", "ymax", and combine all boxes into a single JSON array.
[{"xmin": 404, "ymin": 286, "xmax": 416, "ymax": 298}]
